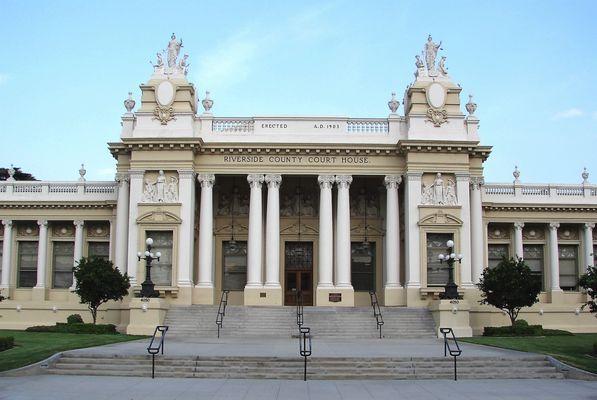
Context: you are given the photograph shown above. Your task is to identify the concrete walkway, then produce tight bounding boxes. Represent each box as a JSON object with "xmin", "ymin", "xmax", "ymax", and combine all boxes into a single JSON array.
[{"xmin": 1, "ymin": 375, "xmax": 596, "ymax": 400}]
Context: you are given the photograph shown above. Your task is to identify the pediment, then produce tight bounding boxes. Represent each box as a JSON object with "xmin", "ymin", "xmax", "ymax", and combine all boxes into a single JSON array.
[
  {"xmin": 137, "ymin": 210, "xmax": 182, "ymax": 224},
  {"xmin": 418, "ymin": 211, "xmax": 462, "ymax": 226}
]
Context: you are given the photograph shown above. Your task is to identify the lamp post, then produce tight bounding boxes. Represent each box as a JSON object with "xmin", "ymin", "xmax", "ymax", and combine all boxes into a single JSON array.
[
  {"xmin": 437, "ymin": 240, "xmax": 462, "ymax": 300},
  {"xmin": 137, "ymin": 237, "xmax": 161, "ymax": 298}
]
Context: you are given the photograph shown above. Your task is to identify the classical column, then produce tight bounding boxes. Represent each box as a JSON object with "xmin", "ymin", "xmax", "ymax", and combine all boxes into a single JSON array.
[
  {"xmin": 71, "ymin": 220, "xmax": 84, "ymax": 290},
  {"xmin": 548, "ymin": 222, "xmax": 561, "ymax": 291},
  {"xmin": 404, "ymin": 172, "xmax": 422, "ymax": 288},
  {"xmin": 178, "ymin": 170, "xmax": 196, "ymax": 287},
  {"xmin": 335, "ymin": 175, "xmax": 353, "ymax": 288},
  {"xmin": 197, "ymin": 173, "xmax": 215, "ymax": 288},
  {"xmin": 35, "ymin": 220, "xmax": 49, "ymax": 288},
  {"xmin": 1, "ymin": 220, "xmax": 13, "ymax": 289},
  {"xmin": 583, "ymin": 223, "xmax": 595, "ymax": 270},
  {"xmin": 264, "ymin": 174, "xmax": 282, "ymax": 288},
  {"xmin": 513, "ymin": 222, "xmax": 524, "ymax": 259},
  {"xmin": 384, "ymin": 175, "xmax": 401, "ymax": 289},
  {"xmin": 126, "ymin": 170, "xmax": 144, "ymax": 285},
  {"xmin": 456, "ymin": 173, "xmax": 473, "ymax": 288},
  {"xmin": 317, "ymin": 175, "xmax": 335, "ymax": 288},
  {"xmin": 470, "ymin": 177, "xmax": 484, "ymax": 284},
  {"xmin": 114, "ymin": 173, "xmax": 130, "ymax": 273},
  {"xmin": 246, "ymin": 174, "xmax": 265, "ymax": 287}
]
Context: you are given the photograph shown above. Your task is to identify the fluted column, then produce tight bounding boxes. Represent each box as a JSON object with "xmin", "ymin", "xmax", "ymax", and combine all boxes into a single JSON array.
[
  {"xmin": 246, "ymin": 174, "xmax": 264, "ymax": 287},
  {"xmin": 583, "ymin": 223, "xmax": 595, "ymax": 270},
  {"xmin": 35, "ymin": 220, "xmax": 49, "ymax": 288},
  {"xmin": 470, "ymin": 177, "xmax": 484, "ymax": 283},
  {"xmin": 1, "ymin": 220, "xmax": 13, "ymax": 289},
  {"xmin": 513, "ymin": 222, "xmax": 524, "ymax": 259},
  {"xmin": 265, "ymin": 174, "xmax": 282, "ymax": 287},
  {"xmin": 335, "ymin": 175, "xmax": 353, "ymax": 288},
  {"xmin": 404, "ymin": 172, "xmax": 422, "ymax": 289},
  {"xmin": 196, "ymin": 173, "xmax": 215, "ymax": 288},
  {"xmin": 548, "ymin": 222, "xmax": 561, "ymax": 291},
  {"xmin": 71, "ymin": 220, "xmax": 84, "ymax": 290},
  {"xmin": 178, "ymin": 170, "xmax": 196, "ymax": 287},
  {"xmin": 126, "ymin": 170, "xmax": 144, "ymax": 285},
  {"xmin": 384, "ymin": 175, "xmax": 401, "ymax": 288},
  {"xmin": 317, "ymin": 175, "xmax": 335, "ymax": 288},
  {"xmin": 114, "ymin": 173, "xmax": 130, "ymax": 273}
]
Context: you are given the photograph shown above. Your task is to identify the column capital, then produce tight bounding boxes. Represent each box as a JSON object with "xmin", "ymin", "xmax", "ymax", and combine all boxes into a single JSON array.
[
  {"xmin": 405, "ymin": 171, "xmax": 423, "ymax": 179},
  {"xmin": 384, "ymin": 175, "xmax": 402, "ymax": 189},
  {"xmin": 1, "ymin": 219, "xmax": 12, "ymax": 228},
  {"xmin": 549, "ymin": 222, "xmax": 560, "ymax": 230},
  {"xmin": 128, "ymin": 169, "xmax": 145, "ymax": 178},
  {"xmin": 455, "ymin": 172, "xmax": 470, "ymax": 181},
  {"xmin": 513, "ymin": 222, "xmax": 525, "ymax": 230},
  {"xmin": 470, "ymin": 176, "xmax": 485, "ymax": 190},
  {"xmin": 264, "ymin": 174, "xmax": 282, "ymax": 189},
  {"xmin": 584, "ymin": 222, "xmax": 596, "ymax": 230},
  {"xmin": 37, "ymin": 220, "xmax": 48, "ymax": 228},
  {"xmin": 317, "ymin": 175, "xmax": 335, "ymax": 189},
  {"xmin": 115, "ymin": 172, "xmax": 130, "ymax": 184},
  {"xmin": 178, "ymin": 170, "xmax": 196, "ymax": 180},
  {"xmin": 335, "ymin": 175, "xmax": 352, "ymax": 189},
  {"xmin": 247, "ymin": 174, "xmax": 264, "ymax": 189},
  {"xmin": 73, "ymin": 220, "xmax": 85, "ymax": 228},
  {"xmin": 197, "ymin": 173, "xmax": 215, "ymax": 188}
]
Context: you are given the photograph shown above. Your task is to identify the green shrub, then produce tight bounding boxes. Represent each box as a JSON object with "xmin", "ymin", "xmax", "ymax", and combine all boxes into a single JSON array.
[
  {"xmin": 593, "ymin": 342, "xmax": 597, "ymax": 355},
  {"xmin": 67, "ymin": 314, "xmax": 84, "ymax": 324},
  {"xmin": 542, "ymin": 329, "xmax": 574, "ymax": 336},
  {"xmin": 513, "ymin": 319, "xmax": 529, "ymax": 328},
  {"xmin": 26, "ymin": 323, "xmax": 117, "ymax": 334},
  {"xmin": 483, "ymin": 323, "xmax": 573, "ymax": 337},
  {"xmin": 25, "ymin": 325, "xmax": 56, "ymax": 333},
  {"xmin": 0, "ymin": 336, "xmax": 14, "ymax": 352}
]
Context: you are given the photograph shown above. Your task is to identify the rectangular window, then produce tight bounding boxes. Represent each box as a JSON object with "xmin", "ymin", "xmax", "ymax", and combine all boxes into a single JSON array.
[
  {"xmin": 88, "ymin": 242, "xmax": 110, "ymax": 261},
  {"xmin": 487, "ymin": 244, "xmax": 509, "ymax": 268},
  {"xmin": 523, "ymin": 244, "xmax": 544, "ymax": 290},
  {"xmin": 146, "ymin": 231, "xmax": 173, "ymax": 286},
  {"xmin": 351, "ymin": 242, "xmax": 376, "ymax": 291},
  {"xmin": 222, "ymin": 240, "xmax": 247, "ymax": 290},
  {"xmin": 53, "ymin": 241, "xmax": 74, "ymax": 288},
  {"xmin": 18, "ymin": 241, "xmax": 38, "ymax": 288},
  {"xmin": 559, "ymin": 245, "xmax": 578, "ymax": 291},
  {"xmin": 426, "ymin": 232, "xmax": 453, "ymax": 286}
]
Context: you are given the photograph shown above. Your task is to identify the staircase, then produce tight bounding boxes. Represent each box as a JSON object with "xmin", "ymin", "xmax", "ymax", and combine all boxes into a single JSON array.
[{"xmin": 47, "ymin": 354, "xmax": 564, "ymax": 380}]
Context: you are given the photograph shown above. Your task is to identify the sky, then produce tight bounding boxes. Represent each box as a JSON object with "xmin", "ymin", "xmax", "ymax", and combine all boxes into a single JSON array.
[{"xmin": 1, "ymin": 0, "xmax": 596, "ymax": 183}]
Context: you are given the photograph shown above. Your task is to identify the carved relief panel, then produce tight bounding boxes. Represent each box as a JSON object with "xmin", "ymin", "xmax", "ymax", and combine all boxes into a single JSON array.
[
  {"xmin": 216, "ymin": 179, "xmax": 250, "ymax": 217},
  {"xmin": 522, "ymin": 225, "xmax": 545, "ymax": 240},
  {"xmin": 52, "ymin": 223, "xmax": 75, "ymax": 238},
  {"xmin": 487, "ymin": 223, "xmax": 511, "ymax": 240},
  {"xmin": 558, "ymin": 224, "xmax": 579, "ymax": 240},
  {"xmin": 420, "ymin": 173, "xmax": 457, "ymax": 206},
  {"xmin": 279, "ymin": 178, "xmax": 319, "ymax": 218},
  {"xmin": 86, "ymin": 222, "xmax": 110, "ymax": 238},
  {"xmin": 142, "ymin": 170, "xmax": 179, "ymax": 203},
  {"xmin": 17, "ymin": 222, "xmax": 39, "ymax": 237}
]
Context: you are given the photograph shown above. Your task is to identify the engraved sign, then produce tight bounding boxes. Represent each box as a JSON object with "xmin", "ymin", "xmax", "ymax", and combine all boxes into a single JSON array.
[
  {"xmin": 222, "ymin": 155, "xmax": 369, "ymax": 165},
  {"xmin": 329, "ymin": 293, "xmax": 342, "ymax": 302}
]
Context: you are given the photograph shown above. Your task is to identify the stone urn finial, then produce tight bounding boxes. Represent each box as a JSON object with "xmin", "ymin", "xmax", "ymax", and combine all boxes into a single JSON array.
[
  {"xmin": 124, "ymin": 92, "xmax": 136, "ymax": 113},
  {"xmin": 582, "ymin": 167, "xmax": 589, "ymax": 184},
  {"xmin": 465, "ymin": 94, "xmax": 477, "ymax": 116},
  {"xmin": 7, "ymin": 164, "xmax": 15, "ymax": 182},
  {"xmin": 202, "ymin": 91, "xmax": 213, "ymax": 113},
  {"xmin": 79, "ymin": 164, "xmax": 86, "ymax": 182},
  {"xmin": 513, "ymin": 165, "xmax": 521, "ymax": 184},
  {"xmin": 388, "ymin": 92, "xmax": 399, "ymax": 114}
]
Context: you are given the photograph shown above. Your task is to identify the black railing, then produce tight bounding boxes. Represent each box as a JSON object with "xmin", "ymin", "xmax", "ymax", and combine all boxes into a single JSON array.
[
  {"xmin": 296, "ymin": 290, "xmax": 304, "ymax": 330},
  {"xmin": 298, "ymin": 326, "xmax": 312, "ymax": 381},
  {"xmin": 440, "ymin": 327, "xmax": 462, "ymax": 381},
  {"xmin": 147, "ymin": 325, "xmax": 168, "ymax": 379},
  {"xmin": 369, "ymin": 290, "xmax": 384, "ymax": 339},
  {"xmin": 215, "ymin": 290, "xmax": 230, "ymax": 338}
]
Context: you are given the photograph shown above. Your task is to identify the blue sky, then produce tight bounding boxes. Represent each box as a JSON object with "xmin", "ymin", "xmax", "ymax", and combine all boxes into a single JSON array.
[{"xmin": 1, "ymin": 0, "xmax": 596, "ymax": 183}]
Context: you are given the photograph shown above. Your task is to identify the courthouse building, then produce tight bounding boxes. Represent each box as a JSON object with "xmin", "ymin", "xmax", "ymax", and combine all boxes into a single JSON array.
[{"xmin": 0, "ymin": 35, "xmax": 595, "ymax": 335}]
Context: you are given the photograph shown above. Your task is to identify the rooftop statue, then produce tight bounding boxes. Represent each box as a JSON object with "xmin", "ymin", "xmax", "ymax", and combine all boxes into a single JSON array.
[
  {"xmin": 167, "ymin": 33, "xmax": 183, "ymax": 68},
  {"xmin": 424, "ymin": 35, "xmax": 442, "ymax": 73}
]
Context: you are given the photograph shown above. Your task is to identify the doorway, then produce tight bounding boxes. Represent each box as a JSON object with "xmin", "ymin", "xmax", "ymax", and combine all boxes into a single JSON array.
[{"xmin": 284, "ymin": 241, "xmax": 313, "ymax": 306}]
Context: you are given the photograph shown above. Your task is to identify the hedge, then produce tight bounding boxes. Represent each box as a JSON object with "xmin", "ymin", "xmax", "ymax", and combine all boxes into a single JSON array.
[
  {"xmin": 483, "ymin": 320, "xmax": 573, "ymax": 337},
  {"xmin": 0, "ymin": 336, "xmax": 15, "ymax": 352},
  {"xmin": 25, "ymin": 323, "xmax": 117, "ymax": 334}
]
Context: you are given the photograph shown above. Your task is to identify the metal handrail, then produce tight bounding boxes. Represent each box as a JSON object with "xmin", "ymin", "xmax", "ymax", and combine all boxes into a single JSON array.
[
  {"xmin": 298, "ymin": 326, "xmax": 312, "ymax": 381},
  {"xmin": 296, "ymin": 290, "xmax": 304, "ymax": 329},
  {"xmin": 147, "ymin": 325, "xmax": 168, "ymax": 379},
  {"xmin": 439, "ymin": 327, "xmax": 462, "ymax": 381},
  {"xmin": 215, "ymin": 290, "xmax": 230, "ymax": 338},
  {"xmin": 369, "ymin": 290, "xmax": 384, "ymax": 339}
]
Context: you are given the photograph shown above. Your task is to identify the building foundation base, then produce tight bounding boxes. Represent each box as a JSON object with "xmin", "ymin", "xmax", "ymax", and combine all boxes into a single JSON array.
[
  {"xmin": 126, "ymin": 297, "xmax": 169, "ymax": 335},
  {"xmin": 429, "ymin": 299, "xmax": 473, "ymax": 338},
  {"xmin": 383, "ymin": 285, "xmax": 406, "ymax": 306},
  {"xmin": 315, "ymin": 286, "xmax": 354, "ymax": 306},
  {"xmin": 244, "ymin": 285, "xmax": 282, "ymax": 306}
]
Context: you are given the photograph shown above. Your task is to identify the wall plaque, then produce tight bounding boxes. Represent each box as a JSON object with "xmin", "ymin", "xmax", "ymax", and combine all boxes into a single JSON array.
[{"xmin": 329, "ymin": 293, "xmax": 342, "ymax": 302}]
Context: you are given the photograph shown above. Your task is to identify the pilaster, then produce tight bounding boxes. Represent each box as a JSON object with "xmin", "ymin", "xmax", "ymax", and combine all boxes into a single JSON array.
[{"xmin": 177, "ymin": 170, "xmax": 196, "ymax": 304}]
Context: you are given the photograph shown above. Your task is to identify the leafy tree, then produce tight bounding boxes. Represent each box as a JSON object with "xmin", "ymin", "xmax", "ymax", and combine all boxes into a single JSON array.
[
  {"xmin": 477, "ymin": 257, "xmax": 541, "ymax": 326},
  {"xmin": 0, "ymin": 167, "xmax": 37, "ymax": 181},
  {"xmin": 579, "ymin": 265, "xmax": 597, "ymax": 315},
  {"xmin": 73, "ymin": 257, "xmax": 130, "ymax": 324}
]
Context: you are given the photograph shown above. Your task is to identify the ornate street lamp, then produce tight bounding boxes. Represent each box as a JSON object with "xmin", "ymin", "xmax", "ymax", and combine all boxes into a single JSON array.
[
  {"xmin": 137, "ymin": 237, "xmax": 161, "ymax": 298},
  {"xmin": 437, "ymin": 239, "xmax": 462, "ymax": 300}
]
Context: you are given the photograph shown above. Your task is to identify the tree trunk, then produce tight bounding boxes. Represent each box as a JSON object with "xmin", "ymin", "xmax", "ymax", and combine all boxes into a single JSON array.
[{"xmin": 90, "ymin": 307, "xmax": 98, "ymax": 324}]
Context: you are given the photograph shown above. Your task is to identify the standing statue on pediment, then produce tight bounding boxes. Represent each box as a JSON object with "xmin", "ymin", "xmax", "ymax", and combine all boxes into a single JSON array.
[
  {"xmin": 155, "ymin": 170, "xmax": 167, "ymax": 201},
  {"xmin": 165, "ymin": 176, "xmax": 179, "ymax": 202},
  {"xmin": 415, "ymin": 54, "xmax": 424, "ymax": 69},
  {"xmin": 445, "ymin": 179, "xmax": 457, "ymax": 205},
  {"xmin": 178, "ymin": 54, "xmax": 190, "ymax": 76},
  {"xmin": 425, "ymin": 35, "xmax": 442, "ymax": 72},
  {"xmin": 151, "ymin": 52, "xmax": 164, "ymax": 70},
  {"xmin": 167, "ymin": 33, "xmax": 183, "ymax": 68},
  {"xmin": 421, "ymin": 183, "xmax": 434, "ymax": 204},
  {"xmin": 143, "ymin": 179, "xmax": 157, "ymax": 202},
  {"xmin": 438, "ymin": 56, "xmax": 448, "ymax": 76},
  {"xmin": 433, "ymin": 173, "xmax": 445, "ymax": 204}
]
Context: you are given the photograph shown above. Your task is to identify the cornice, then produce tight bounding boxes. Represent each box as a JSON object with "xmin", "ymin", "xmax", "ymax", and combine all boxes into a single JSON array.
[
  {"xmin": 0, "ymin": 202, "xmax": 116, "ymax": 210},
  {"xmin": 483, "ymin": 204, "xmax": 597, "ymax": 213},
  {"xmin": 398, "ymin": 140, "xmax": 492, "ymax": 160}
]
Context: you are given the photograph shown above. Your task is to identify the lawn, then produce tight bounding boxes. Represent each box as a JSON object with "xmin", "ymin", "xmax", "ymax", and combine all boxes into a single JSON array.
[
  {"xmin": 0, "ymin": 330, "xmax": 146, "ymax": 372},
  {"xmin": 461, "ymin": 334, "xmax": 597, "ymax": 374}
]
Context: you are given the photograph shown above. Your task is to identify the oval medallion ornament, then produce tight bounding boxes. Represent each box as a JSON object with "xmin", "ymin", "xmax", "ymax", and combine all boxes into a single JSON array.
[
  {"xmin": 427, "ymin": 83, "xmax": 446, "ymax": 109},
  {"xmin": 156, "ymin": 81, "xmax": 175, "ymax": 106}
]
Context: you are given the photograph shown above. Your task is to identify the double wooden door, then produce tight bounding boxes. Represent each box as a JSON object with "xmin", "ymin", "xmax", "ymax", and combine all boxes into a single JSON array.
[{"xmin": 284, "ymin": 242, "xmax": 313, "ymax": 306}]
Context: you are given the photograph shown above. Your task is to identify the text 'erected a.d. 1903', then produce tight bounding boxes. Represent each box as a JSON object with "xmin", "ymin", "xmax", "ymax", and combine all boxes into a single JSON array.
[{"xmin": 222, "ymin": 155, "xmax": 370, "ymax": 165}]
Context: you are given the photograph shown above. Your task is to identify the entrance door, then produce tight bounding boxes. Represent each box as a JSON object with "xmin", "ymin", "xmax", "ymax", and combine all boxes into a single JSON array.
[{"xmin": 284, "ymin": 242, "xmax": 313, "ymax": 306}]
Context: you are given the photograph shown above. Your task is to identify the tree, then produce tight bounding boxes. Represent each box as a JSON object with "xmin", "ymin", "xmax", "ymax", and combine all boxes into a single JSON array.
[
  {"xmin": 0, "ymin": 167, "xmax": 37, "ymax": 181},
  {"xmin": 477, "ymin": 257, "xmax": 542, "ymax": 326},
  {"xmin": 579, "ymin": 266, "xmax": 597, "ymax": 315},
  {"xmin": 73, "ymin": 257, "xmax": 130, "ymax": 324}
]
